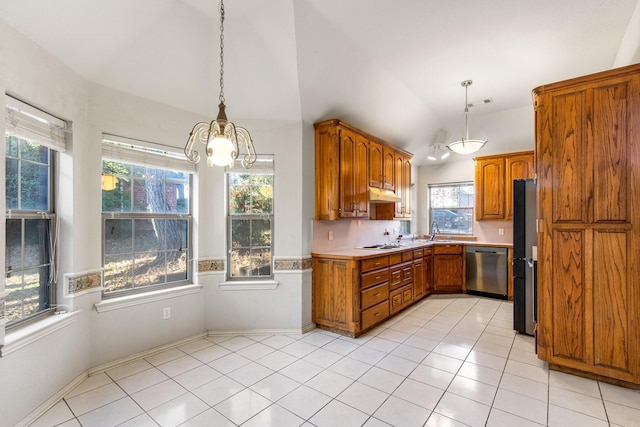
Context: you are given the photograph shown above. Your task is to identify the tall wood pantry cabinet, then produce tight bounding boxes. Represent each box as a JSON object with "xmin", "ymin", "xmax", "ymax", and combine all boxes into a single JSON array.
[{"xmin": 533, "ymin": 63, "xmax": 640, "ymax": 386}]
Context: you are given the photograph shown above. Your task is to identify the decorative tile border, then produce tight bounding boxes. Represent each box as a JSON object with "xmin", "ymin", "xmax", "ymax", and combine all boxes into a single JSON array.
[
  {"xmin": 274, "ymin": 257, "xmax": 312, "ymax": 271},
  {"xmin": 198, "ymin": 258, "xmax": 225, "ymax": 273},
  {"xmin": 66, "ymin": 270, "xmax": 103, "ymax": 294}
]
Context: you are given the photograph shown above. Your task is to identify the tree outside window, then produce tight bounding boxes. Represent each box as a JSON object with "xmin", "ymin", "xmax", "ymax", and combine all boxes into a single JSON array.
[
  {"xmin": 101, "ymin": 159, "xmax": 191, "ymax": 294},
  {"xmin": 228, "ymin": 172, "xmax": 274, "ymax": 278}
]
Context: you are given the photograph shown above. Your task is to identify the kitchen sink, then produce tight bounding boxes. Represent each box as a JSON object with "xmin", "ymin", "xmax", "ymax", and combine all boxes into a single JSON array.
[{"xmin": 359, "ymin": 243, "xmax": 404, "ymax": 249}]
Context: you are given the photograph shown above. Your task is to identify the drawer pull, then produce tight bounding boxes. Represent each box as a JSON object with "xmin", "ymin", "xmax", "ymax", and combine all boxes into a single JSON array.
[
  {"xmin": 375, "ymin": 262, "xmax": 381, "ymax": 266},
  {"xmin": 374, "ymin": 293, "xmax": 380, "ymax": 297},
  {"xmin": 374, "ymin": 312, "xmax": 380, "ymax": 317},
  {"xmin": 375, "ymin": 276, "xmax": 381, "ymax": 280}
]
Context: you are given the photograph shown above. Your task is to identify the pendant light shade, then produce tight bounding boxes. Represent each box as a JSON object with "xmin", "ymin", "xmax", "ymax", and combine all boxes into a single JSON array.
[
  {"xmin": 446, "ymin": 80, "xmax": 488, "ymax": 155},
  {"xmin": 184, "ymin": 0, "xmax": 256, "ymax": 169}
]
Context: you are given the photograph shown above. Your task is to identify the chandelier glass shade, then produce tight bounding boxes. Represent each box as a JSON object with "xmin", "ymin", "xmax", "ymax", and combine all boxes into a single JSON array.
[
  {"xmin": 446, "ymin": 80, "xmax": 487, "ymax": 155},
  {"xmin": 184, "ymin": 0, "xmax": 256, "ymax": 169}
]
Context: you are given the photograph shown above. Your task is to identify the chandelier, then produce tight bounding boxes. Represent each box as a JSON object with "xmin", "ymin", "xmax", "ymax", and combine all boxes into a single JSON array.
[
  {"xmin": 184, "ymin": 0, "xmax": 256, "ymax": 168},
  {"xmin": 446, "ymin": 80, "xmax": 487, "ymax": 155}
]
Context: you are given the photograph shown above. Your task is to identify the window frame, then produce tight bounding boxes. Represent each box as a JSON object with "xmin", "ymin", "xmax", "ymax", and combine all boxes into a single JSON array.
[
  {"xmin": 428, "ymin": 181, "xmax": 475, "ymax": 236},
  {"xmin": 4, "ymin": 122, "xmax": 62, "ymax": 332},
  {"xmin": 100, "ymin": 136, "xmax": 194, "ymax": 298},
  {"xmin": 225, "ymin": 157, "xmax": 275, "ymax": 281}
]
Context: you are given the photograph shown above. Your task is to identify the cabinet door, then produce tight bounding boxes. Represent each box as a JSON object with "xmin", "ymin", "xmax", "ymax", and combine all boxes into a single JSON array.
[
  {"xmin": 394, "ymin": 154, "xmax": 404, "ymax": 218},
  {"xmin": 339, "ymin": 129, "xmax": 357, "ymax": 218},
  {"xmin": 369, "ymin": 141, "xmax": 384, "ymax": 188},
  {"xmin": 383, "ymin": 147, "xmax": 395, "ymax": 191},
  {"xmin": 403, "ymin": 157, "xmax": 412, "ymax": 217},
  {"xmin": 535, "ymin": 69, "xmax": 640, "ymax": 384},
  {"xmin": 424, "ymin": 254, "xmax": 433, "ymax": 294},
  {"xmin": 312, "ymin": 258, "xmax": 349, "ymax": 326},
  {"xmin": 505, "ymin": 152, "xmax": 534, "ymax": 219},
  {"xmin": 433, "ymin": 254, "xmax": 463, "ymax": 293},
  {"xmin": 475, "ymin": 158, "xmax": 505, "ymax": 220},
  {"xmin": 354, "ymin": 135, "xmax": 370, "ymax": 217},
  {"xmin": 314, "ymin": 124, "xmax": 340, "ymax": 220},
  {"xmin": 413, "ymin": 258, "xmax": 424, "ymax": 300}
]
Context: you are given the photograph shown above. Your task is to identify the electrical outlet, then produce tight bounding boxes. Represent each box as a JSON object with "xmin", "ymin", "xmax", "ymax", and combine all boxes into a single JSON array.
[
  {"xmin": 384, "ymin": 228, "xmax": 389, "ymax": 236},
  {"xmin": 498, "ymin": 228, "xmax": 504, "ymax": 236},
  {"xmin": 328, "ymin": 231, "xmax": 333, "ymax": 241},
  {"xmin": 163, "ymin": 307, "xmax": 171, "ymax": 319}
]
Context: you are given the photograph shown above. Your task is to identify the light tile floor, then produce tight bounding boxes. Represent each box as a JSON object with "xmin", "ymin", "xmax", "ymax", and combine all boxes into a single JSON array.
[{"xmin": 30, "ymin": 295, "xmax": 640, "ymax": 426}]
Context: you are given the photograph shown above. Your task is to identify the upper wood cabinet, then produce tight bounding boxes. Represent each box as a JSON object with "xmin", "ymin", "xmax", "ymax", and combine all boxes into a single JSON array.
[
  {"xmin": 339, "ymin": 131, "xmax": 369, "ymax": 218},
  {"xmin": 315, "ymin": 119, "xmax": 412, "ymax": 221},
  {"xmin": 474, "ymin": 150, "xmax": 534, "ymax": 221},
  {"xmin": 534, "ymin": 64, "xmax": 640, "ymax": 386},
  {"xmin": 394, "ymin": 153, "xmax": 412, "ymax": 218}
]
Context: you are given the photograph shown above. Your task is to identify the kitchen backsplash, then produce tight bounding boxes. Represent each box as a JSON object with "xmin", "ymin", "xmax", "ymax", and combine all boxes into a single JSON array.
[{"xmin": 312, "ymin": 218, "xmax": 514, "ymax": 253}]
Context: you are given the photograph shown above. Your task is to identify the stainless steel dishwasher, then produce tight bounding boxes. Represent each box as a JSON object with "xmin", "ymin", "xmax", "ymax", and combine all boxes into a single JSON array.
[{"xmin": 465, "ymin": 246, "xmax": 508, "ymax": 299}]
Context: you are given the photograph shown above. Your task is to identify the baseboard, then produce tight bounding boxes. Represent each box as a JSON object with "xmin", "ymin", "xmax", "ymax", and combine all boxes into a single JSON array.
[
  {"xmin": 88, "ymin": 331, "xmax": 209, "ymax": 375},
  {"xmin": 16, "ymin": 371, "xmax": 88, "ymax": 427}
]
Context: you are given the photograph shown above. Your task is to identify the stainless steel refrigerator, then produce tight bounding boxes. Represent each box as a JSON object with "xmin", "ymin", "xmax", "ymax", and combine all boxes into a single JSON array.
[{"xmin": 513, "ymin": 179, "xmax": 537, "ymax": 336}]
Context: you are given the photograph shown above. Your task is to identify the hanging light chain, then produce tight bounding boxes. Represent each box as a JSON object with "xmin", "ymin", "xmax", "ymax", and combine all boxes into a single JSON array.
[{"xmin": 218, "ymin": 0, "xmax": 225, "ymax": 104}]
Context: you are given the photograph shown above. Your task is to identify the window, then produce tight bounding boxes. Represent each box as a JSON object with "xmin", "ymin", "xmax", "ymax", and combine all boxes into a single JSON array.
[
  {"xmin": 227, "ymin": 157, "xmax": 274, "ymax": 279},
  {"xmin": 429, "ymin": 182, "xmax": 474, "ymax": 235},
  {"xmin": 101, "ymin": 136, "xmax": 193, "ymax": 295},
  {"xmin": 4, "ymin": 95, "xmax": 67, "ymax": 327}
]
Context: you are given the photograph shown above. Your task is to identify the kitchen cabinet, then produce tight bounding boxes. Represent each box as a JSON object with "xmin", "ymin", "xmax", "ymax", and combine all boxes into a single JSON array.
[
  {"xmin": 474, "ymin": 151, "xmax": 534, "ymax": 221},
  {"xmin": 369, "ymin": 141, "xmax": 395, "ymax": 191},
  {"xmin": 533, "ymin": 63, "xmax": 640, "ymax": 386},
  {"xmin": 424, "ymin": 247, "xmax": 433, "ymax": 294},
  {"xmin": 314, "ymin": 119, "xmax": 411, "ymax": 221},
  {"xmin": 394, "ymin": 153, "xmax": 412, "ymax": 218},
  {"xmin": 432, "ymin": 244, "xmax": 464, "ymax": 293},
  {"xmin": 339, "ymin": 131, "xmax": 369, "ymax": 218},
  {"xmin": 312, "ymin": 257, "xmax": 359, "ymax": 334},
  {"xmin": 412, "ymin": 249, "xmax": 425, "ymax": 300}
]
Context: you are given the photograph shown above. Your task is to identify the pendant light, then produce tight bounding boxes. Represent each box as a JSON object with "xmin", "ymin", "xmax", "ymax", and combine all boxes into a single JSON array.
[
  {"xmin": 184, "ymin": 0, "xmax": 256, "ymax": 169},
  {"xmin": 446, "ymin": 80, "xmax": 488, "ymax": 155}
]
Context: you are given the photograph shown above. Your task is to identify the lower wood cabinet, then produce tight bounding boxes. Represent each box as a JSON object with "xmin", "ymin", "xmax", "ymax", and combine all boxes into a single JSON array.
[
  {"xmin": 432, "ymin": 244, "xmax": 464, "ymax": 293},
  {"xmin": 312, "ymin": 243, "xmax": 463, "ymax": 337}
]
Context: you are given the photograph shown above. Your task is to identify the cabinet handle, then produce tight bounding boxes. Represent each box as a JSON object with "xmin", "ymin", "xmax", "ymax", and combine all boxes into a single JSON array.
[
  {"xmin": 375, "ymin": 276, "xmax": 381, "ymax": 280},
  {"xmin": 374, "ymin": 293, "xmax": 380, "ymax": 297},
  {"xmin": 375, "ymin": 262, "xmax": 381, "ymax": 266},
  {"xmin": 374, "ymin": 312, "xmax": 380, "ymax": 317}
]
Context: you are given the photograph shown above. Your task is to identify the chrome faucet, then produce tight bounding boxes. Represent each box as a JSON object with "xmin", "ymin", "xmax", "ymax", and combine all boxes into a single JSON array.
[{"xmin": 430, "ymin": 222, "xmax": 440, "ymax": 241}]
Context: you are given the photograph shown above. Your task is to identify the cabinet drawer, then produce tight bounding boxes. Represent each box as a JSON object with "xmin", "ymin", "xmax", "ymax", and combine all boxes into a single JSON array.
[
  {"xmin": 390, "ymin": 269, "xmax": 402, "ymax": 287},
  {"xmin": 361, "ymin": 269, "xmax": 389, "ymax": 289},
  {"xmin": 361, "ymin": 283, "xmax": 389, "ymax": 310},
  {"xmin": 413, "ymin": 249, "xmax": 424, "ymax": 258},
  {"xmin": 362, "ymin": 256, "xmax": 389, "ymax": 273},
  {"xmin": 434, "ymin": 244, "xmax": 463, "ymax": 255},
  {"xmin": 423, "ymin": 247, "xmax": 433, "ymax": 256},
  {"xmin": 361, "ymin": 301, "xmax": 389, "ymax": 330},
  {"xmin": 402, "ymin": 265, "xmax": 413, "ymax": 284},
  {"xmin": 402, "ymin": 251, "xmax": 413, "ymax": 262},
  {"xmin": 389, "ymin": 253, "xmax": 402, "ymax": 265}
]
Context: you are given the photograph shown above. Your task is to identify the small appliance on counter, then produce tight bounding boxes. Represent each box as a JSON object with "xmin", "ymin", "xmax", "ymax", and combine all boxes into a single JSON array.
[{"xmin": 513, "ymin": 179, "xmax": 537, "ymax": 336}]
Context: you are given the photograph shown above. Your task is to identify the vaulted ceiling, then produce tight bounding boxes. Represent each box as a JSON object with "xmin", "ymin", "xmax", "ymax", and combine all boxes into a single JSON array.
[{"xmin": 2, "ymin": 0, "xmax": 638, "ymax": 164}]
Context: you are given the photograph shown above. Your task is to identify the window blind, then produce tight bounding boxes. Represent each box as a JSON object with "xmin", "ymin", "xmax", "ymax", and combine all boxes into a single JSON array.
[
  {"xmin": 102, "ymin": 134, "xmax": 196, "ymax": 173},
  {"xmin": 5, "ymin": 95, "xmax": 68, "ymax": 152}
]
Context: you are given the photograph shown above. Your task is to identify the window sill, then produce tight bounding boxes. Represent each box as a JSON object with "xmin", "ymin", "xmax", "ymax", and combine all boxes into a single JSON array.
[
  {"xmin": 2, "ymin": 311, "xmax": 80, "ymax": 357},
  {"xmin": 95, "ymin": 284, "xmax": 203, "ymax": 313},
  {"xmin": 219, "ymin": 280, "xmax": 279, "ymax": 290}
]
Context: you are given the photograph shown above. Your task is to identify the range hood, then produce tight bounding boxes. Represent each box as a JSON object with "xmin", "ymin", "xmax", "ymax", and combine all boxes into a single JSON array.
[{"xmin": 369, "ymin": 187, "xmax": 401, "ymax": 203}]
